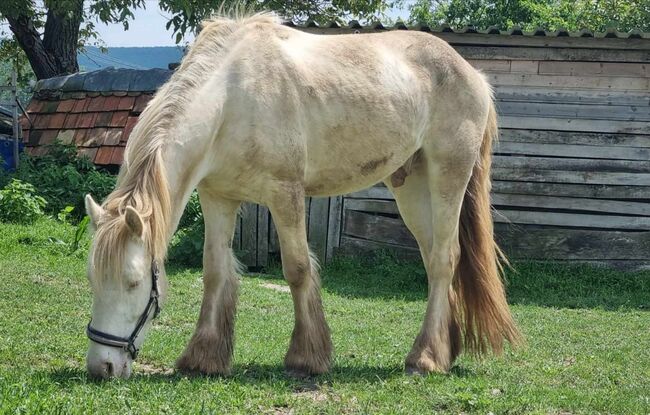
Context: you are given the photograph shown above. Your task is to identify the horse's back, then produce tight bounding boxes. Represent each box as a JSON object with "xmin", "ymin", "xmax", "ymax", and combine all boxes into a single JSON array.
[{"xmin": 204, "ymin": 21, "xmax": 491, "ymax": 199}]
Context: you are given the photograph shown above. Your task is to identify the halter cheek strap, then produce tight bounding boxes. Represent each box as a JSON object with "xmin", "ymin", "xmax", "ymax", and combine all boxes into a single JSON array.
[{"xmin": 86, "ymin": 261, "xmax": 161, "ymax": 359}]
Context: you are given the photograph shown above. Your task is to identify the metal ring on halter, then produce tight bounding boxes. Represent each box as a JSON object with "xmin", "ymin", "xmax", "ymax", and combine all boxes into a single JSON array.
[{"xmin": 86, "ymin": 261, "xmax": 161, "ymax": 359}]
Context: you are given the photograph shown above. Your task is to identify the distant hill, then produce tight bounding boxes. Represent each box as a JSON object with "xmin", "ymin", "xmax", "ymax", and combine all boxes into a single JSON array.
[{"xmin": 78, "ymin": 46, "xmax": 184, "ymax": 71}]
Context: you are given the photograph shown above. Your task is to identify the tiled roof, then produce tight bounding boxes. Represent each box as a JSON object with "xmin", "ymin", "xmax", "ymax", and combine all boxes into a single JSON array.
[{"xmin": 23, "ymin": 68, "xmax": 172, "ymax": 167}]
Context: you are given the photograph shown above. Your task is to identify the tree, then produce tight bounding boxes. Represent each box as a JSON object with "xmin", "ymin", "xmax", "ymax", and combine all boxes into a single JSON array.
[
  {"xmin": 0, "ymin": 0, "xmax": 392, "ymax": 81},
  {"xmin": 409, "ymin": 0, "xmax": 650, "ymax": 32}
]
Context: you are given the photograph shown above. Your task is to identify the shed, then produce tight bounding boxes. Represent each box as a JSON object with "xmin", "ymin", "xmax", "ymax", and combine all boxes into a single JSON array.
[{"xmin": 21, "ymin": 23, "xmax": 650, "ymax": 269}]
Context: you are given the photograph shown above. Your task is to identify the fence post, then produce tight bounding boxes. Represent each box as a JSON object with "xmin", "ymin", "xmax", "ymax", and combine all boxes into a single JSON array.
[{"xmin": 11, "ymin": 70, "xmax": 19, "ymax": 169}]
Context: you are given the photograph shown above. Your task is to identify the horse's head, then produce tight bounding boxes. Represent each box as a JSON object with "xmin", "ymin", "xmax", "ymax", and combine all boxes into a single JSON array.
[{"xmin": 84, "ymin": 195, "xmax": 167, "ymax": 379}]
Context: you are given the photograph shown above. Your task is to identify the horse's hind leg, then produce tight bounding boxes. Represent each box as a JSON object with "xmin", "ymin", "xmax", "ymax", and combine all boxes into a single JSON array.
[
  {"xmin": 268, "ymin": 184, "xmax": 332, "ymax": 377},
  {"xmin": 387, "ymin": 150, "xmax": 473, "ymax": 374},
  {"xmin": 176, "ymin": 189, "xmax": 241, "ymax": 375}
]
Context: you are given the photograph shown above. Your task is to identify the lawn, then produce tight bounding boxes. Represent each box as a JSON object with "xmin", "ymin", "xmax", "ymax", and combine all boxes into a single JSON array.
[{"xmin": 0, "ymin": 218, "xmax": 649, "ymax": 414}]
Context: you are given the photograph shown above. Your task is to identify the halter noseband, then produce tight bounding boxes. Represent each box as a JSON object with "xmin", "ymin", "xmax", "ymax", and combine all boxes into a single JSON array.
[{"xmin": 86, "ymin": 261, "xmax": 161, "ymax": 359}]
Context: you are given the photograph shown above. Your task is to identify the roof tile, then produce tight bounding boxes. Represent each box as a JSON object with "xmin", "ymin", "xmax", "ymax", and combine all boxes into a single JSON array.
[
  {"xmin": 123, "ymin": 116, "xmax": 139, "ymax": 141},
  {"xmin": 87, "ymin": 96, "xmax": 106, "ymax": 112},
  {"xmin": 63, "ymin": 113, "xmax": 80, "ymax": 129},
  {"xmin": 95, "ymin": 146, "xmax": 114, "ymax": 165},
  {"xmin": 78, "ymin": 113, "xmax": 98, "ymax": 129},
  {"xmin": 56, "ymin": 129, "xmax": 75, "ymax": 145},
  {"xmin": 71, "ymin": 98, "xmax": 89, "ymax": 113},
  {"xmin": 117, "ymin": 96, "xmax": 136, "ymax": 111},
  {"xmin": 103, "ymin": 95, "xmax": 122, "ymax": 111},
  {"xmin": 33, "ymin": 114, "xmax": 51, "ymax": 129},
  {"xmin": 110, "ymin": 146, "xmax": 125, "ymax": 165},
  {"xmin": 26, "ymin": 100, "xmax": 43, "ymax": 114},
  {"xmin": 78, "ymin": 147, "xmax": 98, "ymax": 162},
  {"xmin": 94, "ymin": 112, "xmax": 113, "ymax": 128},
  {"xmin": 82, "ymin": 128, "xmax": 107, "ymax": 147},
  {"xmin": 103, "ymin": 129, "xmax": 123, "ymax": 145},
  {"xmin": 40, "ymin": 130, "xmax": 58, "ymax": 145},
  {"xmin": 110, "ymin": 111, "xmax": 129, "ymax": 127},
  {"xmin": 41, "ymin": 101, "xmax": 59, "ymax": 114},
  {"xmin": 74, "ymin": 129, "xmax": 88, "ymax": 145},
  {"xmin": 133, "ymin": 94, "xmax": 152, "ymax": 113},
  {"xmin": 49, "ymin": 113, "xmax": 67, "ymax": 129},
  {"xmin": 57, "ymin": 99, "xmax": 76, "ymax": 113}
]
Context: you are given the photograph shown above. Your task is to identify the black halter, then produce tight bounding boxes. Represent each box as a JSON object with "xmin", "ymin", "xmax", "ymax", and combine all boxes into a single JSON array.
[{"xmin": 86, "ymin": 261, "xmax": 161, "ymax": 359}]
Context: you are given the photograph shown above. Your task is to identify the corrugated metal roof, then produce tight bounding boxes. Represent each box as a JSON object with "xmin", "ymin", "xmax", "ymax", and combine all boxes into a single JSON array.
[{"xmin": 288, "ymin": 21, "xmax": 650, "ymax": 39}]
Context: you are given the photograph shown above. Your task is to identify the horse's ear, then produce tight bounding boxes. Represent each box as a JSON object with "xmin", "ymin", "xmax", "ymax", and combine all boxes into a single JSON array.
[
  {"xmin": 85, "ymin": 194, "xmax": 103, "ymax": 227},
  {"xmin": 124, "ymin": 206, "xmax": 144, "ymax": 238}
]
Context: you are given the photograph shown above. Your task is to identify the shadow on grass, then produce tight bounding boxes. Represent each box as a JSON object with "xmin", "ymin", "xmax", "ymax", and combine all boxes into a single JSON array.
[
  {"xmin": 250, "ymin": 252, "xmax": 650, "ymax": 311},
  {"xmin": 46, "ymin": 361, "xmax": 474, "ymax": 387}
]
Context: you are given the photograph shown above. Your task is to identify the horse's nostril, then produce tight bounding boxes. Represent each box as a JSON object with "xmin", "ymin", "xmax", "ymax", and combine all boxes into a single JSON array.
[{"xmin": 105, "ymin": 361, "xmax": 114, "ymax": 377}]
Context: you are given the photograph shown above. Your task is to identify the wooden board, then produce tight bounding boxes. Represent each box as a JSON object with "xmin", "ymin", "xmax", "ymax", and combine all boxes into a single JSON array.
[
  {"xmin": 495, "ymin": 224, "xmax": 650, "ymax": 260},
  {"xmin": 326, "ymin": 196, "xmax": 344, "ymax": 262},
  {"xmin": 257, "ymin": 205, "xmax": 270, "ymax": 267},
  {"xmin": 344, "ymin": 210, "xmax": 416, "ymax": 248},
  {"xmin": 498, "ymin": 129, "xmax": 650, "ymax": 148},
  {"xmin": 486, "ymin": 73, "xmax": 650, "ymax": 90},
  {"xmin": 240, "ymin": 203, "xmax": 258, "ymax": 267},
  {"xmin": 492, "ymin": 156, "xmax": 650, "ymax": 173},
  {"xmin": 344, "ymin": 198, "xmax": 399, "ymax": 215},
  {"xmin": 498, "ymin": 115, "xmax": 649, "ymax": 134},
  {"xmin": 492, "ymin": 167, "xmax": 650, "ymax": 186},
  {"xmin": 492, "ymin": 193, "xmax": 650, "ymax": 216},
  {"xmin": 455, "ymin": 46, "xmax": 650, "ymax": 63},
  {"xmin": 496, "ymin": 101, "xmax": 650, "ymax": 122},
  {"xmin": 496, "ymin": 209, "xmax": 650, "ymax": 230},
  {"xmin": 495, "ymin": 86, "xmax": 650, "ymax": 107},
  {"xmin": 308, "ymin": 197, "xmax": 330, "ymax": 262},
  {"xmin": 492, "ymin": 180, "xmax": 650, "ymax": 200},
  {"xmin": 538, "ymin": 61, "xmax": 650, "ymax": 77},
  {"xmin": 495, "ymin": 141, "xmax": 650, "ymax": 160}
]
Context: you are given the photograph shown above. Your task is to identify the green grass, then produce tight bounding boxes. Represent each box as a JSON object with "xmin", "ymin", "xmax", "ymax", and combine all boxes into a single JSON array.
[{"xmin": 1, "ymin": 218, "xmax": 649, "ymax": 414}]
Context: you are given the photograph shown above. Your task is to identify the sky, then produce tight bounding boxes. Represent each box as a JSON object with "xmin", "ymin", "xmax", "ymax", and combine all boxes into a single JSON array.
[{"xmin": 95, "ymin": 1, "xmax": 412, "ymax": 47}]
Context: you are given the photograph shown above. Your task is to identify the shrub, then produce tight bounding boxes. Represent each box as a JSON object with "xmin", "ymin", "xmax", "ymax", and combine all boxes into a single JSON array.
[
  {"xmin": 169, "ymin": 191, "xmax": 205, "ymax": 267},
  {"xmin": 0, "ymin": 179, "xmax": 47, "ymax": 224},
  {"xmin": 0, "ymin": 141, "xmax": 116, "ymax": 221}
]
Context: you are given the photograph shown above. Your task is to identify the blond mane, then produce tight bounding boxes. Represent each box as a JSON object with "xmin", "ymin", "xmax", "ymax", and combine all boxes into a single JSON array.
[{"xmin": 91, "ymin": 11, "xmax": 280, "ymax": 280}]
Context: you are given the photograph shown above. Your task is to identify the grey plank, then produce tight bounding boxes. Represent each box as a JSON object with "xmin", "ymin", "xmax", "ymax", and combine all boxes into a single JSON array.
[
  {"xmin": 493, "ymin": 155, "xmax": 650, "ymax": 173},
  {"xmin": 495, "ymin": 141, "xmax": 650, "ymax": 160},
  {"xmin": 257, "ymin": 205, "xmax": 270, "ymax": 267},
  {"xmin": 495, "ymin": 224, "xmax": 650, "ymax": 260},
  {"xmin": 496, "ymin": 101, "xmax": 650, "ymax": 122},
  {"xmin": 495, "ymin": 86, "xmax": 650, "ymax": 107},
  {"xmin": 346, "ymin": 185, "xmax": 393, "ymax": 200},
  {"xmin": 487, "ymin": 73, "xmax": 650, "ymax": 90},
  {"xmin": 308, "ymin": 197, "xmax": 330, "ymax": 262},
  {"xmin": 344, "ymin": 210, "xmax": 416, "ymax": 247},
  {"xmin": 492, "ymin": 167, "xmax": 650, "ymax": 186},
  {"xmin": 455, "ymin": 46, "xmax": 650, "ymax": 63},
  {"xmin": 496, "ymin": 209, "xmax": 650, "ymax": 230},
  {"xmin": 492, "ymin": 181, "xmax": 650, "ymax": 200},
  {"xmin": 492, "ymin": 193, "xmax": 650, "ymax": 216},
  {"xmin": 326, "ymin": 196, "xmax": 343, "ymax": 262},
  {"xmin": 498, "ymin": 129, "xmax": 650, "ymax": 148},
  {"xmin": 240, "ymin": 203, "xmax": 258, "ymax": 267},
  {"xmin": 498, "ymin": 115, "xmax": 650, "ymax": 134},
  {"xmin": 344, "ymin": 198, "xmax": 400, "ymax": 215}
]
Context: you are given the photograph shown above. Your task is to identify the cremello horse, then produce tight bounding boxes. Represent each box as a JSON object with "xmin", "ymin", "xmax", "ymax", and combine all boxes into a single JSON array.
[{"xmin": 84, "ymin": 13, "xmax": 521, "ymax": 379}]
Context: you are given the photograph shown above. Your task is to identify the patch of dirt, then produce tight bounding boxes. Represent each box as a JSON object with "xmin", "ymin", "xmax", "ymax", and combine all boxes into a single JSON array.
[
  {"xmin": 261, "ymin": 283, "xmax": 291, "ymax": 293},
  {"xmin": 135, "ymin": 362, "xmax": 174, "ymax": 375},
  {"xmin": 293, "ymin": 383, "xmax": 329, "ymax": 402}
]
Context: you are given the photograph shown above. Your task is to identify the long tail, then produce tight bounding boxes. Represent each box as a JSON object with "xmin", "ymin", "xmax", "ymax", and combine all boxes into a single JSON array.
[{"xmin": 454, "ymin": 99, "xmax": 522, "ymax": 356}]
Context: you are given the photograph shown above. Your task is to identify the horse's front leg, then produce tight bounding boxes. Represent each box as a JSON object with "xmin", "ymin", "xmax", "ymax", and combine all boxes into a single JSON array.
[
  {"xmin": 269, "ymin": 185, "xmax": 332, "ymax": 377},
  {"xmin": 176, "ymin": 191, "xmax": 241, "ymax": 375}
]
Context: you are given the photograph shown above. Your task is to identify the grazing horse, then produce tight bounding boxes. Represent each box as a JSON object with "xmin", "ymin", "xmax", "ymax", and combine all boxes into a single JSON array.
[{"xmin": 84, "ymin": 13, "xmax": 521, "ymax": 379}]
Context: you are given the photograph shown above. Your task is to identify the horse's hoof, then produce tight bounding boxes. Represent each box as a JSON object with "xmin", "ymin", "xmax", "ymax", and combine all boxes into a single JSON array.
[
  {"xmin": 285, "ymin": 367, "xmax": 312, "ymax": 379},
  {"xmin": 405, "ymin": 365, "xmax": 426, "ymax": 376}
]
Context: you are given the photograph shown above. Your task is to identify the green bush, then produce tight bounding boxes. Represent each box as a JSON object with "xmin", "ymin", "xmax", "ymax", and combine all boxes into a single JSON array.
[
  {"xmin": 0, "ymin": 179, "xmax": 47, "ymax": 224},
  {"xmin": 0, "ymin": 142, "xmax": 116, "ymax": 221},
  {"xmin": 169, "ymin": 191, "xmax": 205, "ymax": 267}
]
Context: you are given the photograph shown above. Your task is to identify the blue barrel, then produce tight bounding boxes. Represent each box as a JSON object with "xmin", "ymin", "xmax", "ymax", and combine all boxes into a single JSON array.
[{"xmin": 0, "ymin": 138, "xmax": 23, "ymax": 171}]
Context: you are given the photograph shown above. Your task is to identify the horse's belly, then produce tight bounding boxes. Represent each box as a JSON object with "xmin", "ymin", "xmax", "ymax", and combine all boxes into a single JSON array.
[{"xmin": 304, "ymin": 137, "xmax": 419, "ymax": 197}]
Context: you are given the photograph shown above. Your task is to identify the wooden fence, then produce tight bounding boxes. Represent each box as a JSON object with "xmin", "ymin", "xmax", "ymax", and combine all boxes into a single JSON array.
[{"xmin": 231, "ymin": 26, "xmax": 650, "ymax": 270}]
